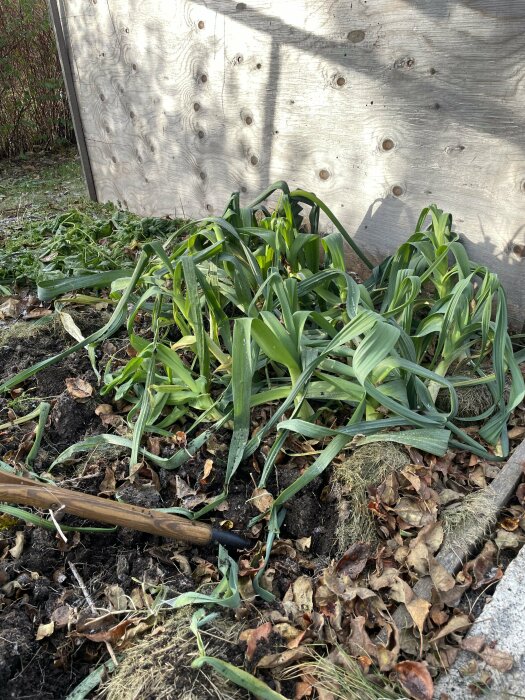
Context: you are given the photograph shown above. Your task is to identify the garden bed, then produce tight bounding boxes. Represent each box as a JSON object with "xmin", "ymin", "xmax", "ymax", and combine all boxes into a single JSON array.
[{"xmin": 0, "ymin": 151, "xmax": 524, "ymax": 700}]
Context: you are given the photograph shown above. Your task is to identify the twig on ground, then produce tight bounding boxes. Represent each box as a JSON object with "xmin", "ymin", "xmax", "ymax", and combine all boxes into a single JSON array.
[{"xmin": 68, "ymin": 561, "xmax": 118, "ymax": 667}]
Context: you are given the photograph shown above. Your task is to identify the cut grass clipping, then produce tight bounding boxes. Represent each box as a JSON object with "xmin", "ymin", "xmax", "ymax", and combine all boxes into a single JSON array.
[
  {"xmin": 0, "ymin": 207, "xmax": 184, "ymax": 288},
  {"xmin": 1, "ymin": 182, "xmax": 524, "ymax": 591},
  {"xmin": 104, "ymin": 610, "xmax": 250, "ymax": 700},
  {"xmin": 331, "ymin": 443, "xmax": 409, "ymax": 553}
]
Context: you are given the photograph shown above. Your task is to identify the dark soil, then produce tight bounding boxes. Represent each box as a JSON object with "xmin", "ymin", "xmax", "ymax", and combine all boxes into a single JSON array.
[
  {"xmin": 0, "ymin": 307, "xmax": 523, "ymax": 699},
  {"xmin": 0, "ymin": 311, "xmax": 334, "ymax": 698}
]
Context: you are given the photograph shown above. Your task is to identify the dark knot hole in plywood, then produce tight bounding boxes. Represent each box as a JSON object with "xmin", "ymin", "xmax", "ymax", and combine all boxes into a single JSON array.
[
  {"xmin": 319, "ymin": 169, "xmax": 330, "ymax": 181},
  {"xmin": 347, "ymin": 29, "xmax": 365, "ymax": 43},
  {"xmin": 392, "ymin": 185, "xmax": 404, "ymax": 197},
  {"xmin": 382, "ymin": 138, "xmax": 395, "ymax": 151}
]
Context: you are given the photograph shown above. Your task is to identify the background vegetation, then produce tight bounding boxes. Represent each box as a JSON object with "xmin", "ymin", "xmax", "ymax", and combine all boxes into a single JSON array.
[{"xmin": 0, "ymin": 0, "xmax": 73, "ymax": 157}]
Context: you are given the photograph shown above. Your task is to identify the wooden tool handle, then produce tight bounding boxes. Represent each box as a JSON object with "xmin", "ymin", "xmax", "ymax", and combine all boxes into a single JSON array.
[{"xmin": 0, "ymin": 472, "xmax": 213, "ymax": 546}]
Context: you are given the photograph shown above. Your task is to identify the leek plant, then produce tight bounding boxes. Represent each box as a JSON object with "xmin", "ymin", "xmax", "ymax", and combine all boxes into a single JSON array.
[{"xmin": 0, "ymin": 183, "xmax": 522, "ymax": 519}]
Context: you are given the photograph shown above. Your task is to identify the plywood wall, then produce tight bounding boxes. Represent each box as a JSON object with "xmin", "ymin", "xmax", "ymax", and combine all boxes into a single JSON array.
[{"xmin": 56, "ymin": 0, "xmax": 525, "ymax": 322}]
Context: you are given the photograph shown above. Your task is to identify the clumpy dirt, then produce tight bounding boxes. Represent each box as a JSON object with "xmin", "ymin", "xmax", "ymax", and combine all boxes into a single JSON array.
[
  {"xmin": 1, "ymin": 306, "xmax": 524, "ymax": 699},
  {"xmin": 0, "ymin": 309, "xmax": 333, "ymax": 698}
]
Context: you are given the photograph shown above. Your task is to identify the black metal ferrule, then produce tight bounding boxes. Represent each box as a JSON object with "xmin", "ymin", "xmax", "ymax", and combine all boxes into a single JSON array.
[{"xmin": 211, "ymin": 527, "xmax": 250, "ymax": 551}]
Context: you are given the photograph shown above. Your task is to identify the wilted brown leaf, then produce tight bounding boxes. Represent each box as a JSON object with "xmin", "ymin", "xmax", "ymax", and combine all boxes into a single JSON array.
[
  {"xmin": 430, "ymin": 613, "xmax": 471, "ymax": 642},
  {"xmin": 294, "ymin": 678, "xmax": 314, "ymax": 699},
  {"xmin": 239, "ymin": 621, "xmax": 272, "ymax": 661},
  {"xmin": 75, "ymin": 617, "xmax": 141, "ymax": 643},
  {"xmin": 9, "ymin": 531, "xmax": 25, "ymax": 559},
  {"xmin": 98, "ymin": 412, "xmax": 128, "ymax": 435},
  {"xmin": 428, "ymin": 554, "xmax": 456, "ymax": 593},
  {"xmin": 460, "ymin": 635, "xmax": 486, "ymax": 653},
  {"xmin": 369, "ymin": 568, "xmax": 399, "ymax": 591},
  {"xmin": 406, "ymin": 598, "xmax": 431, "ymax": 637},
  {"xmin": 480, "ymin": 647, "xmax": 513, "ymax": 672},
  {"xmin": 0, "ymin": 298, "xmax": 21, "ymax": 320},
  {"xmin": 98, "ymin": 466, "xmax": 116, "ymax": 495},
  {"xmin": 65, "ymin": 377, "xmax": 93, "ymax": 400},
  {"xmin": 395, "ymin": 660, "xmax": 433, "ymax": 700},
  {"xmin": 51, "ymin": 605, "xmax": 75, "ymax": 629},
  {"xmin": 24, "ymin": 308, "xmax": 53, "ymax": 320},
  {"xmin": 389, "ymin": 577, "xmax": 414, "ymax": 605},
  {"xmin": 146, "ymin": 436, "xmax": 162, "ymax": 456},
  {"xmin": 377, "ymin": 472, "xmax": 399, "ymax": 505},
  {"xmin": 283, "ymin": 576, "xmax": 313, "ymax": 616},
  {"xmin": 95, "ymin": 403, "xmax": 113, "ymax": 416},
  {"xmin": 395, "ymin": 497, "xmax": 435, "ymax": 528},
  {"xmin": 105, "ymin": 584, "xmax": 128, "ymax": 611},
  {"xmin": 500, "ymin": 516, "xmax": 520, "ymax": 532},
  {"xmin": 466, "ymin": 540, "xmax": 498, "ymax": 589},
  {"xmin": 199, "ymin": 458, "xmax": 214, "ymax": 484},
  {"xmin": 344, "ymin": 616, "xmax": 378, "ymax": 661},
  {"xmin": 256, "ymin": 647, "xmax": 309, "ymax": 669},
  {"xmin": 335, "ymin": 542, "xmax": 371, "ymax": 579},
  {"xmin": 36, "ymin": 621, "xmax": 55, "ymax": 641},
  {"xmin": 430, "ymin": 607, "xmax": 449, "ymax": 626},
  {"xmin": 250, "ymin": 487, "xmax": 274, "ymax": 513}
]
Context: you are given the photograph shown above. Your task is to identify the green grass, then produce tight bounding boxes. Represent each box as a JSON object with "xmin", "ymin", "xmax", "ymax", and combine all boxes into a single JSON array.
[
  {"xmin": 0, "ymin": 148, "xmax": 93, "ymax": 221},
  {"xmin": 0, "ymin": 148, "xmax": 185, "ymax": 286}
]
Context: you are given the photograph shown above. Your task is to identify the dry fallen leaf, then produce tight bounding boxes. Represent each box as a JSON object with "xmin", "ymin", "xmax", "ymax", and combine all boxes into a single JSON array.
[
  {"xmin": 200, "ymin": 458, "xmax": 214, "ymax": 484},
  {"xmin": 395, "ymin": 497, "xmax": 434, "ymax": 528},
  {"xmin": 406, "ymin": 598, "xmax": 431, "ymax": 637},
  {"xmin": 460, "ymin": 635, "xmax": 486, "ymax": 654},
  {"xmin": 428, "ymin": 554, "xmax": 456, "ymax": 593},
  {"xmin": 480, "ymin": 647, "xmax": 513, "ymax": 672},
  {"xmin": 75, "ymin": 617, "xmax": 141, "ymax": 643},
  {"xmin": 508, "ymin": 426, "xmax": 525, "ymax": 439},
  {"xmin": 98, "ymin": 466, "xmax": 116, "ymax": 495},
  {"xmin": 499, "ymin": 516, "xmax": 520, "ymax": 532},
  {"xmin": 65, "ymin": 377, "xmax": 93, "ymax": 400},
  {"xmin": 239, "ymin": 621, "xmax": 272, "ymax": 661},
  {"xmin": 105, "ymin": 584, "xmax": 128, "ymax": 611},
  {"xmin": 495, "ymin": 528, "xmax": 521, "ymax": 550},
  {"xmin": 95, "ymin": 403, "xmax": 113, "ymax": 416},
  {"xmin": 283, "ymin": 576, "xmax": 314, "ymax": 616},
  {"xmin": 36, "ymin": 621, "xmax": 55, "ymax": 641},
  {"xmin": 250, "ymin": 487, "xmax": 274, "ymax": 513},
  {"xmin": 9, "ymin": 531, "xmax": 25, "ymax": 559},
  {"xmin": 294, "ymin": 678, "xmax": 314, "ymax": 699},
  {"xmin": 0, "ymin": 298, "xmax": 21, "ymax": 320},
  {"xmin": 335, "ymin": 542, "xmax": 371, "ymax": 579},
  {"xmin": 295, "ymin": 537, "xmax": 311, "ymax": 552},
  {"xmin": 51, "ymin": 605, "xmax": 75, "ymax": 629},
  {"xmin": 256, "ymin": 647, "xmax": 309, "ymax": 669},
  {"xmin": 395, "ymin": 660, "xmax": 434, "ymax": 700},
  {"xmin": 430, "ymin": 613, "xmax": 471, "ymax": 642}
]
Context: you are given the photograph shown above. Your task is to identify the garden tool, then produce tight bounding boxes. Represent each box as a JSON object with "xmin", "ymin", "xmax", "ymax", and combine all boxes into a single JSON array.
[{"xmin": 0, "ymin": 470, "xmax": 249, "ymax": 549}]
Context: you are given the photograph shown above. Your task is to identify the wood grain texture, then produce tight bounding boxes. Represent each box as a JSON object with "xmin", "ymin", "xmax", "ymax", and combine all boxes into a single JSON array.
[
  {"xmin": 0, "ymin": 471, "xmax": 213, "ymax": 545},
  {"xmin": 57, "ymin": 0, "xmax": 525, "ymax": 322}
]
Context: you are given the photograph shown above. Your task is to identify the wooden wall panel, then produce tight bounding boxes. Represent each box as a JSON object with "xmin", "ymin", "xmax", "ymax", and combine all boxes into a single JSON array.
[{"xmin": 59, "ymin": 0, "xmax": 525, "ymax": 322}]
